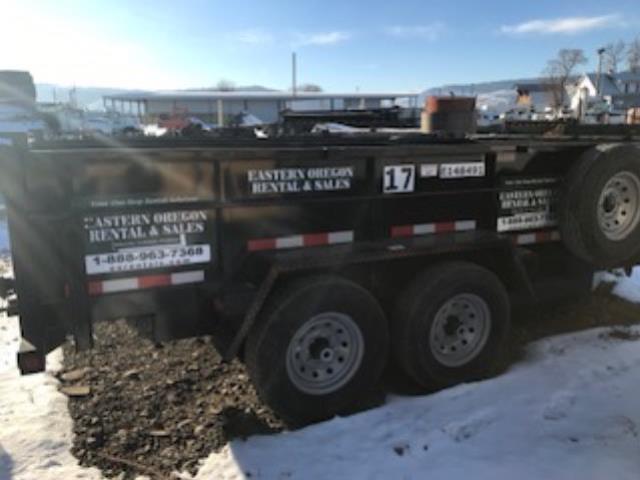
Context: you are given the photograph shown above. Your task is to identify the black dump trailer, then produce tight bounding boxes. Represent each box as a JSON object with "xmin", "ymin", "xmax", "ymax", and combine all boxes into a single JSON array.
[{"xmin": 1, "ymin": 132, "xmax": 639, "ymax": 424}]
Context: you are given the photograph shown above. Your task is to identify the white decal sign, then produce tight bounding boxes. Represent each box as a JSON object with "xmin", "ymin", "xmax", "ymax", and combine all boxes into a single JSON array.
[
  {"xmin": 247, "ymin": 167, "xmax": 354, "ymax": 195},
  {"xmin": 85, "ymin": 244, "xmax": 211, "ymax": 274},
  {"xmin": 497, "ymin": 187, "xmax": 556, "ymax": 232},
  {"xmin": 83, "ymin": 209, "xmax": 211, "ymax": 275}
]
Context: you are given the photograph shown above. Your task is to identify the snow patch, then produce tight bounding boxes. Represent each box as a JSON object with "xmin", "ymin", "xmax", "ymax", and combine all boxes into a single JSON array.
[
  {"xmin": 0, "ymin": 315, "xmax": 103, "ymax": 479},
  {"xmin": 542, "ymin": 391, "xmax": 577, "ymax": 420},
  {"xmin": 612, "ymin": 267, "xmax": 640, "ymax": 304},
  {"xmin": 594, "ymin": 268, "xmax": 640, "ymax": 304}
]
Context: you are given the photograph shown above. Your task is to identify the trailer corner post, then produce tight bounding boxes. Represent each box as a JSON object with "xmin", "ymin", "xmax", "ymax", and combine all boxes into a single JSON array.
[
  {"xmin": 217, "ymin": 99, "xmax": 224, "ymax": 127},
  {"xmin": 68, "ymin": 218, "xmax": 94, "ymax": 352}
]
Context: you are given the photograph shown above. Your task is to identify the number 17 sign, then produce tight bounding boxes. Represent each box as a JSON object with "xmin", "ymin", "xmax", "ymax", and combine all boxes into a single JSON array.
[{"xmin": 383, "ymin": 165, "xmax": 415, "ymax": 194}]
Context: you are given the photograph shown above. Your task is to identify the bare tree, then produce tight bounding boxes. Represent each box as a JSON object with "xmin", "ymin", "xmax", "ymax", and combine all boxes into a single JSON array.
[
  {"xmin": 628, "ymin": 37, "xmax": 640, "ymax": 73},
  {"xmin": 603, "ymin": 40, "xmax": 626, "ymax": 73},
  {"xmin": 297, "ymin": 83, "xmax": 323, "ymax": 92},
  {"xmin": 543, "ymin": 48, "xmax": 588, "ymax": 109},
  {"xmin": 215, "ymin": 79, "xmax": 236, "ymax": 91}
]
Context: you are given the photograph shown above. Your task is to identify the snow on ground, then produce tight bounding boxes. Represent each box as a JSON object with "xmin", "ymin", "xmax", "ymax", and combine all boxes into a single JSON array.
[
  {"xmin": 595, "ymin": 267, "xmax": 640, "ymax": 304},
  {"xmin": 0, "ymin": 213, "xmax": 102, "ymax": 479},
  {"xmin": 0, "ymin": 315, "xmax": 103, "ymax": 480},
  {"xmin": 193, "ymin": 325, "xmax": 640, "ymax": 480}
]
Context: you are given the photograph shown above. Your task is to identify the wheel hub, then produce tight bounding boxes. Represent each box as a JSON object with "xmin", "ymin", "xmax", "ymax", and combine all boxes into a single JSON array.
[
  {"xmin": 320, "ymin": 348, "xmax": 334, "ymax": 362},
  {"xmin": 602, "ymin": 192, "xmax": 617, "ymax": 214},
  {"xmin": 598, "ymin": 171, "xmax": 640, "ymax": 241},
  {"xmin": 443, "ymin": 315, "xmax": 461, "ymax": 336},
  {"xmin": 429, "ymin": 293, "xmax": 492, "ymax": 368},
  {"xmin": 309, "ymin": 337, "xmax": 331, "ymax": 360},
  {"xmin": 286, "ymin": 312, "xmax": 364, "ymax": 395}
]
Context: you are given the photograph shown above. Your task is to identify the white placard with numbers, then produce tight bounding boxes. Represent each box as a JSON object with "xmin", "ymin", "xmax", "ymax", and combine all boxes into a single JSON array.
[
  {"xmin": 383, "ymin": 165, "xmax": 415, "ymax": 193},
  {"xmin": 439, "ymin": 162, "xmax": 485, "ymax": 179}
]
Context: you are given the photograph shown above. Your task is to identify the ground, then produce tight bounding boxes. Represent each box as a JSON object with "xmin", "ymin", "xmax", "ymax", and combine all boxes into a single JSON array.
[{"xmin": 1, "ymin": 243, "xmax": 640, "ymax": 479}]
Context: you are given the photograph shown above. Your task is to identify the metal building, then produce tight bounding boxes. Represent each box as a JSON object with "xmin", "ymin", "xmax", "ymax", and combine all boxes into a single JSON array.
[{"xmin": 103, "ymin": 90, "xmax": 419, "ymax": 125}]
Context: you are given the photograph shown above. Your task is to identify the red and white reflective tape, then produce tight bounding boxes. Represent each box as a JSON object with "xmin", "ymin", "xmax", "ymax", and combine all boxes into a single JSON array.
[
  {"xmin": 390, "ymin": 220, "xmax": 476, "ymax": 238},
  {"xmin": 248, "ymin": 230, "xmax": 354, "ymax": 252},
  {"xmin": 88, "ymin": 270, "xmax": 204, "ymax": 296},
  {"xmin": 512, "ymin": 230, "xmax": 561, "ymax": 246}
]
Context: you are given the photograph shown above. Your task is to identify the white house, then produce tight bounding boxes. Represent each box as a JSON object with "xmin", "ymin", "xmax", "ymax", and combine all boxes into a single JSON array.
[{"xmin": 570, "ymin": 71, "xmax": 640, "ymax": 112}]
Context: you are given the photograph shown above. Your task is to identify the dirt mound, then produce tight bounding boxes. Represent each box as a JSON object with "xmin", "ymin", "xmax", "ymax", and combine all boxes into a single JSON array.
[{"xmin": 62, "ymin": 320, "xmax": 282, "ymax": 479}]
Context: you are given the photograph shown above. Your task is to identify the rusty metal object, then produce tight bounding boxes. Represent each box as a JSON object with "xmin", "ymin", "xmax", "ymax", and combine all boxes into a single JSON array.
[{"xmin": 422, "ymin": 96, "xmax": 477, "ymax": 136}]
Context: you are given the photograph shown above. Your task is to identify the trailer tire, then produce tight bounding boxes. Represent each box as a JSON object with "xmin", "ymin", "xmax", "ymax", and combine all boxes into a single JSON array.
[
  {"xmin": 392, "ymin": 262, "xmax": 510, "ymax": 389},
  {"xmin": 560, "ymin": 144, "xmax": 640, "ymax": 267},
  {"xmin": 245, "ymin": 275, "xmax": 388, "ymax": 425}
]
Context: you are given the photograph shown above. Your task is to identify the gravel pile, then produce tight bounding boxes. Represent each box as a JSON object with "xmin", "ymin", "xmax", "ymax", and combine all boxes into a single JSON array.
[
  {"xmin": 62, "ymin": 320, "xmax": 282, "ymax": 479},
  {"xmin": 61, "ymin": 281, "xmax": 640, "ymax": 479}
]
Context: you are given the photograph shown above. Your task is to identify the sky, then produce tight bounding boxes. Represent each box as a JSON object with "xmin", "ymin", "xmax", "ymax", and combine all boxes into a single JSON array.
[{"xmin": 2, "ymin": 0, "xmax": 640, "ymax": 92}]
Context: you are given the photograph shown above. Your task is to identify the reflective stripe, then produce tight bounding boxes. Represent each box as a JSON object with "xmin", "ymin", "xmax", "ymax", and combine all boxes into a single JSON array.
[
  {"xmin": 390, "ymin": 225, "xmax": 414, "ymax": 238},
  {"xmin": 88, "ymin": 270, "xmax": 204, "ymax": 296},
  {"xmin": 455, "ymin": 220, "xmax": 477, "ymax": 231},
  {"xmin": 303, "ymin": 232, "xmax": 329, "ymax": 246},
  {"xmin": 248, "ymin": 230, "xmax": 354, "ymax": 252},
  {"xmin": 390, "ymin": 220, "xmax": 476, "ymax": 238},
  {"xmin": 328, "ymin": 230, "xmax": 354, "ymax": 244},
  {"xmin": 172, "ymin": 270, "xmax": 205, "ymax": 285},
  {"xmin": 413, "ymin": 223, "xmax": 436, "ymax": 235},
  {"xmin": 138, "ymin": 275, "xmax": 170, "ymax": 289},
  {"xmin": 102, "ymin": 277, "xmax": 138, "ymax": 294},
  {"xmin": 247, "ymin": 238, "xmax": 276, "ymax": 251},
  {"xmin": 276, "ymin": 235, "xmax": 304, "ymax": 249},
  {"xmin": 513, "ymin": 230, "xmax": 561, "ymax": 245}
]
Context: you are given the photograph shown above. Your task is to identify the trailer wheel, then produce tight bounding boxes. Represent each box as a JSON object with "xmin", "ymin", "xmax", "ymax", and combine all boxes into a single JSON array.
[
  {"xmin": 560, "ymin": 145, "xmax": 640, "ymax": 267},
  {"xmin": 392, "ymin": 262, "xmax": 510, "ymax": 389},
  {"xmin": 245, "ymin": 275, "xmax": 388, "ymax": 425}
]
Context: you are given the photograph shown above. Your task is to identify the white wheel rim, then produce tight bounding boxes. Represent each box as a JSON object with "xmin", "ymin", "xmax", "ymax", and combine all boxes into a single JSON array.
[
  {"xmin": 429, "ymin": 293, "xmax": 492, "ymax": 368},
  {"xmin": 286, "ymin": 312, "xmax": 364, "ymax": 395},
  {"xmin": 598, "ymin": 171, "xmax": 640, "ymax": 241}
]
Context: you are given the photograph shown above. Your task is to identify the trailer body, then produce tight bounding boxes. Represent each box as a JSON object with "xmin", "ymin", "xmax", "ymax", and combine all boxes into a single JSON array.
[{"xmin": 1, "ymin": 133, "xmax": 637, "ymax": 422}]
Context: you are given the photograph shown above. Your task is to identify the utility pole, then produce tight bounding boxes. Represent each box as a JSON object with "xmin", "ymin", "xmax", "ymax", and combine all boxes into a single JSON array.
[
  {"xmin": 596, "ymin": 47, "xmax": 606, "ymax": 96},
  {"xmin": 292, "ymin": 52, "xmax": 297, "ymax": 97}
]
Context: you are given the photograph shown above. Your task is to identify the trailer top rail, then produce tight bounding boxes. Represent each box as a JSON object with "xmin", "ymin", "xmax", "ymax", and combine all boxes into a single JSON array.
[{"xmin": 16, "ymin": 127, "xmax": 640, "ymax": 152}]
